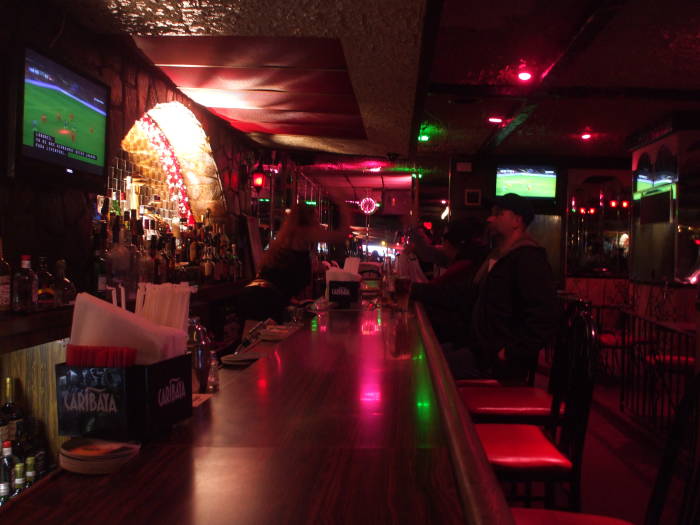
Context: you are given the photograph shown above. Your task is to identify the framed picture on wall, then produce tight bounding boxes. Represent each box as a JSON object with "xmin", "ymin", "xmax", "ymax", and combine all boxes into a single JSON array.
[{"xmin": 465, "ymin": 189, "xmax": 481, "ymax": 206}]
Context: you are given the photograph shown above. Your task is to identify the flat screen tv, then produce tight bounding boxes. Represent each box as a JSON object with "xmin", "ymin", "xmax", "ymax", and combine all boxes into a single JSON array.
[
  {"xmin": 17, "ymin": 48, "xmax": 108, "ymax": 185},
  {"xmin": 495, "ymin": 166, "xmax": 557, "ymax": 199}
]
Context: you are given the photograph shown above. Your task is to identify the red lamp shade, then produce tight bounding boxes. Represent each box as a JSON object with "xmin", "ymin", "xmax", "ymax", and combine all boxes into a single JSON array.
[{"xmin": 252, "ymin": 173, "xmax": 265, "ymax": 189}]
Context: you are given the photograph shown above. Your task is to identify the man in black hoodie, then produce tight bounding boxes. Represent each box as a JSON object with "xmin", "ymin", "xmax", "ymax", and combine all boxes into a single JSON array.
[{"xmin": 448, "ymin": 194, "xmax": 558, "ymax": 382}]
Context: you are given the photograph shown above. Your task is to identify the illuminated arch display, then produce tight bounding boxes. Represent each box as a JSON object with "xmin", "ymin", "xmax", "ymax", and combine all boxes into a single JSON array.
[{"xmin": 121, "ymin": 102, "xmax": 225, "ymax": 223}]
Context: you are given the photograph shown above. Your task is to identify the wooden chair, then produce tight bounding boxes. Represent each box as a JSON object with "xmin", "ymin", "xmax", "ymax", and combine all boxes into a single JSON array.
[
  {"xmin": 475, "ymin": 309, "xmax": 599, "ymax": 510},
  {"xmin": 511, "ymin": 371, "xmax": 700, "ymax": 524}
]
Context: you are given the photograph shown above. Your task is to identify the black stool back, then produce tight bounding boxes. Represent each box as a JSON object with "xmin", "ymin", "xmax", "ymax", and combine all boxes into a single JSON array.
[{"xmin": 645, "ymin": 372, "xmax": 700, "ymax": 525}]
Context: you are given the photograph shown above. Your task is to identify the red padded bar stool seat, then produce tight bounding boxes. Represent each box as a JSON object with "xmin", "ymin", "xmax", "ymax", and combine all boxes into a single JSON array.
[
  {"xmin": 476, "ymin": 424, "xmax": 573, "ymax": 471},
  {"xmin": 455, "ymin": 379, "xmax": 502, "ymax": 388},
  {"xmin": 512, "ymin": 508, "xmax": 632, "ymax": 525},
  {"xmin": 460, "ymin": 386, "xmax": 556, "ymax": 417}
]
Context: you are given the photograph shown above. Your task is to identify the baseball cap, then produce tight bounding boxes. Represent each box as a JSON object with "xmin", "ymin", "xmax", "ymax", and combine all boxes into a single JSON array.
[{"xmin": 491, "ymin": 193, "xmax": 535, "ymax": 226}]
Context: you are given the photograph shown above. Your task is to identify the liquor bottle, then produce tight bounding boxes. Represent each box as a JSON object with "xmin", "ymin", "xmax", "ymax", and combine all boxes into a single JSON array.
[
  {"xmin": 91, "ymin": 228, "xmax": 108, "ymax": 300},
  {"xmin": 1, "ymin": 441, "xmax": 16, "ymax": 490},
  {"xmin": 24, "ymin": 456, "xmax": 35, "ymax": 488},
  {"xmin": 107, "ymin": 218, "xmax": 130, "ymax": 289},
  {"xmin": 123, "ymin": 213, "xmax": 139, "ymax": 301},
  {"xmin": 0, "ymin": 460, "xmax": 8, "ymax": 505},
  {"xmin": 53, "ymin": 259, "xmax": 77, "ymax": 306},
  {"xmin": 149, "ymin": 236, "xmax": 161, "ymax": 284},
  {"xmin": 12, "ymin": 420, "xmax": 29, "ymax": 461},
  {"xmin": 2, "ymin": 378, "xmax": 23, "ymax": 442},
  {"xmin": 11, "ymin": 256, "xmax": 37, "ymax": 313},
  {"xmin": 36, "ymin": 257, "xmax": 55, "ymax": 311},
  {"xmin": 0, "ymin": 238, "xmax": 10, "ymax": 313},
  {"xmin": 10, "ymin": 463, "xmax": 24, "ymax": 498}
]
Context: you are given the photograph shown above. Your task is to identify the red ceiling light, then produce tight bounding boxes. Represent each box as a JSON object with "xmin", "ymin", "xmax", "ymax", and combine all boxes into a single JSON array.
[
  {"xmin": 609, "ymin": 200, "xmax": 618, "ymax": 208},
  {"xmin": 580, "ymin": 133, "xmax": 592, "ymax": 141},
  {"xmin": 621, "ymin": 200, "xmax": 629, "ymax": 208},
  {"xmin": 252, "ymin": 173, "xmax": 265, "ymax": 190},
  {"xmin": 579, "ymin": 208, "xmax": 587, "ymax": 214},
  {"xmin": 488, "ymin": 116, "xmax": 504, "ymax": 124},
  {"xmin": 588, "ymin": 207, "xmax": 596, "ymax": 215},
  {"xmin": 518, "ymin": 71, "xmax": 532, "ymax": 81}
]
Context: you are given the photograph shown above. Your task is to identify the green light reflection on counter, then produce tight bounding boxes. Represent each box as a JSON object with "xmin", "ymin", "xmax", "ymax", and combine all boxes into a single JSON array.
[
  {"xmin": 310, "ymin": 318, "xmax": 318, "ymax": 332},
  {"xmin": 413, "ymin": 347, "xmax": 433, "ymax": 426}
]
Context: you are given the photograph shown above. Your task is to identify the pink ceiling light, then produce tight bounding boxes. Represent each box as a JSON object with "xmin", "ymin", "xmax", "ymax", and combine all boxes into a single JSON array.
[
  {"xmin": 518, "ymin": 71, "xmax": 532, "ymax": 81},
  {"xmin": 488, "ymin": 117, "xmax": 504, "ymax": 124}
]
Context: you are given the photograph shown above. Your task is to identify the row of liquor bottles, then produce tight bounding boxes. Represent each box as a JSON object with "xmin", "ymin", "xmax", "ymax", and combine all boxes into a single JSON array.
[
  {"xmin": 90, "ymin": 204, "xmax": 244, "ymax": 303},
  {"xmin": 0, "ymin": 239, "xmax": 76, "ymax": 314},
  {"xmin": 0, "ymin": 207, "xmax": 246, "ymax": 314},
  {"xmin": 0, "ymin": 378, "xmax": 49, "ymax": 504}
]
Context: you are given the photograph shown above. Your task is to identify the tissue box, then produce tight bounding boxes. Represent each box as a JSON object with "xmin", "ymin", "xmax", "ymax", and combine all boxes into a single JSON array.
[
  {"xmin": 328, "ymin": 280, "xmax": 360, "ymax": 309},
  {"xmin": 56, "ymin": 355, "xmax": 192, "ymax": 441}
]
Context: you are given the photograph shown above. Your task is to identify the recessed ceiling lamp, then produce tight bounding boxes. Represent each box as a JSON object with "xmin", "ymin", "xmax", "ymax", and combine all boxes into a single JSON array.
[
  {"xmin": 580, "ymin": 133, "xmax": 592, "ymax": 141},
  {"xmin": 488, "ymin": 117, "xmax": 504, "ymax": 124},
  {"xmin": 518, "ymin": 71, "xmax": 532, "ymax": 81}
]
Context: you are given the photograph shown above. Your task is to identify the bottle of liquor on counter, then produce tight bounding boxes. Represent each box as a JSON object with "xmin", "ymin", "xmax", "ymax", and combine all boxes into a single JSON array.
[
  {"xmin": 11, "ymin": 256, "xmax": 37, "ymax": 313},
  {"xmin": 107, "ymin": 217, "xmax": 130, "ymax": 289},
  {"xmin": 0, "ymin": 460, "xmax": 8, "ymax": 505},
  {"xmin": 24, "ymin": 456, "xmax": 35, "ymax": 488},
  {"xmin": 10, "ymin": 463, "xmax": 24, "ymax": 498},
  {"xmin": 2, "ymin": 378, "xmax": 23, "ymax": 442},
  {"xmin": 0, "ymin": 238, "xmax": 10, "ymax": 313},
  {"xmin": 53, "ymin": 259, "xmax": 77, "ymax": 307},
  {"xmin": 1, "ymin": 441, "xmax": 16, "ymax": 491},
  {"xmin": 12, "ymin": 420, "xmax": 29, "ymax": 461},
  {"xmin": 36, "ymin": 257, "xmax": 55, "ymax": 311},
  {"xmin": 91, "ymin": 227, "xmax": 108, "ymax": 300}
]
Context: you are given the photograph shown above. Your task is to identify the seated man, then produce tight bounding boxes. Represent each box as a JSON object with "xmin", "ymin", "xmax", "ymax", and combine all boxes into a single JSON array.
[{"xmin": 448, "ymin": 194, "xmax": 558, "ymax": 382}]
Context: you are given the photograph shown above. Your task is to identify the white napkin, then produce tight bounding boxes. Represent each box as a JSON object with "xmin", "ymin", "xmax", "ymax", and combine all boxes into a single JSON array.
[
  {"xmin": 70, "ymin": 293, "xmax": 187, "ymax": 365},
  {"xmin": 343, "ymin": 257, "xmax": 360, "ymax": 274}
]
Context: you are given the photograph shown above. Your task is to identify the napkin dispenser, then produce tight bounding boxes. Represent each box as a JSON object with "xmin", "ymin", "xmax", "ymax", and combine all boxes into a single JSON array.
[
  {"xmin": 325, "ymin": 268, "xmax": 361, "ymax": 309},
  {"xmin": 56, "ymin": 354, "xmax": 192, "ymax": 441}
]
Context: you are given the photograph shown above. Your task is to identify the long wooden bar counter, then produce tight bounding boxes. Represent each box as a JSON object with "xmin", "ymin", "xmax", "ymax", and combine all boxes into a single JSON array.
[{"xmin": 2, "ymin": 307, "xmax": 510, "ymax": 524}]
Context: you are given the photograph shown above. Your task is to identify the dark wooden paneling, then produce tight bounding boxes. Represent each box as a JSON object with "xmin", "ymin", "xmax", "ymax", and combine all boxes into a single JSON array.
[{"xmin": 0, "ymin": 339, "xmax": 68, "ymax": 461}]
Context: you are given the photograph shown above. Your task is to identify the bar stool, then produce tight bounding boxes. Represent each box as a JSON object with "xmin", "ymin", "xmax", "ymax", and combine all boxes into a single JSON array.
[
  {"xmin": 510, "ymin": 371, "xmax": 700, "ymax": 525},
  {"xmin": 458, "ymin": 299, "xmax": 586, "ymax": 428},
  {"xmin": 475, "ymin": 310, "xmax": 599, "ymax": 510}
]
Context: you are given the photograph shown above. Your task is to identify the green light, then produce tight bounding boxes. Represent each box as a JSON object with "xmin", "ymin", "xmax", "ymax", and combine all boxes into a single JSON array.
[
  {"xmin": 305, "ymin": 200, "xmax": 317, "ymax": 206},
  {"xmin": 376, "ymin": 202, "xmax": 381, "ymax": 207},
  {"xmin": 418, "ymin": 134, "xmax": 430, "ymax": 142},
  {"xmin": 259, "ymin": 198, "xmax": 270, "ymax": 202},
  {"xmin": 311, "ymin": 318, "xmax": 318, "ymax": 332},
  {"xmin": 411, "ymin": 173, "xmax": 417, "ymax": 179},
  {"xmin": 418, "ymin": 173, "xmax": 423, "ymax": 179}
]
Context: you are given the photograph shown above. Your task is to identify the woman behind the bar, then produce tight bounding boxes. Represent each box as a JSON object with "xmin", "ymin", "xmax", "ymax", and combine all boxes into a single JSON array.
[{"xmin": 238, "ymin": 198, "xmax": 351, "ymax": 323}]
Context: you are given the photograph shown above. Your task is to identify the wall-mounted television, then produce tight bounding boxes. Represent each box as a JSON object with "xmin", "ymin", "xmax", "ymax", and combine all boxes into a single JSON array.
[
  {"xmin": 495, "ymin": 166, "xmax": 557, "ymax": 199},
  {"xmin": 16, "ymin": 48, "xmax": 109, "ymax": 187}
]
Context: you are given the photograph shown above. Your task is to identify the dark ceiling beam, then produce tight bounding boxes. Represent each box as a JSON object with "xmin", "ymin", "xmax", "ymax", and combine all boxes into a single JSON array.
[
  {"xmin": 478, "ymin": 0, "xmax": 627, "ymax": 154},
  {"xmin": 409, "ymin": 0, "xmax": 445, "ymax": 157},
  {"xmin": 430, "ymin": 84, "xmax": 700, "ymax": 102}
]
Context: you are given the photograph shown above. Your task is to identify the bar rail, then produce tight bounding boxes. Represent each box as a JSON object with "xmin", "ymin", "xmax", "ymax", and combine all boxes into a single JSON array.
[{"xmin": 415, "ymin": 303, "xmax": 514, "ymax": 525}]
